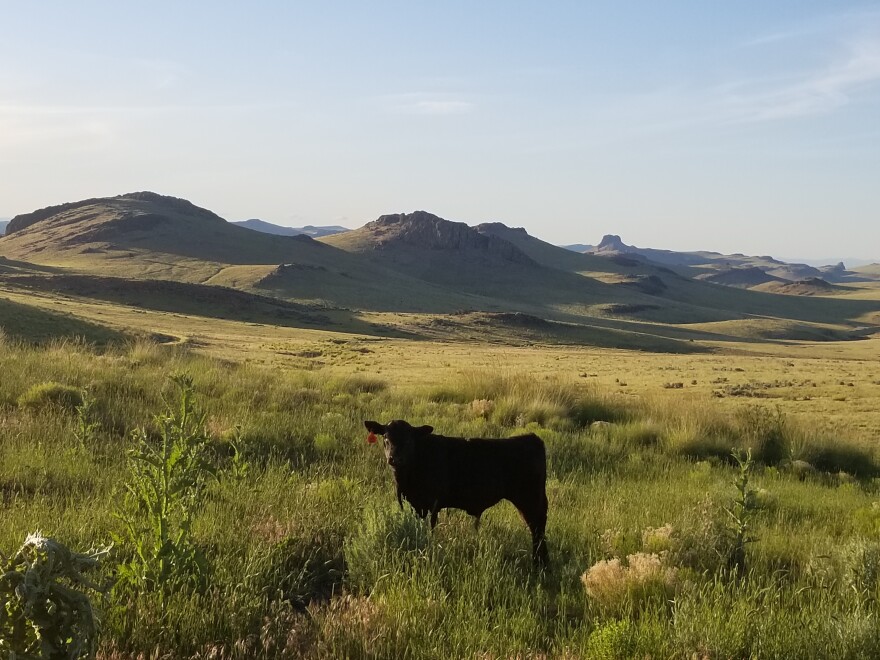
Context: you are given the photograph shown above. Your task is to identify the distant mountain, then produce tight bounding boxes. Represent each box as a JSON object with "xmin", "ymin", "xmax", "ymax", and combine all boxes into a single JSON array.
[
  {"xmin": 561, "ymin": 243, "xmax": 594, "ymax": 253},
  {"xmin": 564, "ymin": 234, "xmax": 880, "ymax": 286},
  {"xmin": 232, "ymin": 219, "xmax": 347, "ymax": 238},
  {"xmin": 0, "ymin": 220, "xmax": 8, "ymax": 235},
  {"xmin": 781, "ymin": 256, "xmax": 879, "ymax": 269},
  {"xmin": 695, "ymin": 266, "xmax": 784, "ymax": 288}
]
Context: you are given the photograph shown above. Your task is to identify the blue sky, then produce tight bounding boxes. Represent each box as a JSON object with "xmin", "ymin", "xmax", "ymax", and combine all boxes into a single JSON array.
[{"xmin": 1, "ymin": 2, "xmax": 878, "ymax": 260}]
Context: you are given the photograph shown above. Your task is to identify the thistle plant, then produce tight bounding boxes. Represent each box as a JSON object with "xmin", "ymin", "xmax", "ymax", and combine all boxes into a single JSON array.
[
  {"xmin": 726, "ymin": 448, "xmax": 758, "ymax": 572},
  {"xmin": 73, "ymin": 389, "xmax": 100, "ymax": 449},
  {"xmin": 0, "ymin": 532, "xmax": 109, "ymax": 659},
  {"xmin": 114, "ymin": 374, "xmax": 215, "ymax": 598}
]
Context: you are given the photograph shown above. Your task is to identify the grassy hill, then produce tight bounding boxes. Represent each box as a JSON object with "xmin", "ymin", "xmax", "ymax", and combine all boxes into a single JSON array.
[
  {"xmin": 0, "ymin": 192, "xmax": 349, "ymax": 277},
  {"xmin": 0, "ymin": 194, "xmax": 503, "ymax": 315}
]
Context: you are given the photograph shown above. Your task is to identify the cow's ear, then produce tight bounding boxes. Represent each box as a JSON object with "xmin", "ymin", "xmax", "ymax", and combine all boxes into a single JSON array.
[
  {"xmin": 416, "ymin": 425, "xmax": 433, "ymax": 436},
  {"xmin": 364, "ymin": 421, "xmax": 386, "ymax": 434}
]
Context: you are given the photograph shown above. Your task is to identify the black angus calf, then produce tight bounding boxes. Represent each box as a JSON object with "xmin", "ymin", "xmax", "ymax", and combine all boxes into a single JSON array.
[{"xmin": 364, "ymin": 419, "xmax": 549, "ymax": 567}]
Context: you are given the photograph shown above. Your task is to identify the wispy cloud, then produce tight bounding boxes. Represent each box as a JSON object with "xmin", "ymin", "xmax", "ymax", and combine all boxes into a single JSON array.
[
  {"xmin": 377, "ymin": 93, "xmax": 475, "ymax": 116},
  {"xmin": 581, "ymin": 37, "xmax": 880, "ymax": 143},
  {"xmin": 717, "ymin": 39, "xmax": 880, "ymax": 122},
  {"xmin": 741, "ymin": 7, "xmax": 880, "ymax": 48}
]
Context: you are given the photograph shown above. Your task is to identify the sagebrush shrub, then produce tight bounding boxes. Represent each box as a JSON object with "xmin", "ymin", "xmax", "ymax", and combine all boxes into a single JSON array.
[{"xmin": 582, "ymin": 552, "xmax": 678, "ymax": 616}]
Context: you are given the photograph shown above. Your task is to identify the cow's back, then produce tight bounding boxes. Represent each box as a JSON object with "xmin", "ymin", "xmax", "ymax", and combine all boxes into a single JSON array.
[{"xmin": 432, "ymin": 433, "xmax": 546, "ymax": 516}]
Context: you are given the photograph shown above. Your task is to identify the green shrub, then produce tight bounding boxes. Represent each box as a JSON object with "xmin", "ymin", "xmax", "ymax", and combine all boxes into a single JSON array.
[
  {"xmin": 725, "ymin": 450, "xmax": 758, "ymax": 571},
  {"xmin": 18, "ymin": 381, "xmax": 83, "ymax": 412},
  {"xmin": 73, "ymin": 389, "xmax": 101, "ymax": 447},
  {"xmin": 586, "ymin": 619, "xmax": 637, "ymax": 660}
]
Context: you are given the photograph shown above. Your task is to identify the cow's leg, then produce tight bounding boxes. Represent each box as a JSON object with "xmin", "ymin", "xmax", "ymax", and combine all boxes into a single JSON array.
[
  {"xmin": 430, "ymin": 509, "xmax": 439, "ymax": 529},
  {"xmin": 511, "ymin": 492, "xmax": 549, "ymax": 568}
]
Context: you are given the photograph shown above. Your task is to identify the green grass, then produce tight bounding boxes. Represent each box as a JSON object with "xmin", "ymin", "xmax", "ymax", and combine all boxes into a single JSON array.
[{"xmin": 2, "ymin": 339, "xmax": 880, "ymax": 657}]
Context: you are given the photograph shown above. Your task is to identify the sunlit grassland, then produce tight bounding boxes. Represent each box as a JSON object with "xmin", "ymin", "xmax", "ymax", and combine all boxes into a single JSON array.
[
  {"xmin": 1, "ymin": 328, "xmax": 880, "ymax": 657},
  {"xmin": 4, "ymin": 285, "xmax": 880, "ymax": 445}
]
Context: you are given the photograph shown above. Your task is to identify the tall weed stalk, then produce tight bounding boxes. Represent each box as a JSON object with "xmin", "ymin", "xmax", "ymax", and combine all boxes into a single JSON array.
[{"xmin": 114, "ymin": 374, "xmax": 215, "ymax": 601}]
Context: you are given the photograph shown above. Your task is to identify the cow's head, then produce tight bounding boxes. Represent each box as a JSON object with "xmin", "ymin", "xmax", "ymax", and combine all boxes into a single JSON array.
[{"xmin": 364, "ymin": 420, "xmax": 433, "ymax": 470}]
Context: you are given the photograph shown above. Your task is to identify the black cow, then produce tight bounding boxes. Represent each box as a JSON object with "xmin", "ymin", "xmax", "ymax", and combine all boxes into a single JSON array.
[{"xmin": 364, "ymin": 419, "xmax": 549, "ymax": 567}]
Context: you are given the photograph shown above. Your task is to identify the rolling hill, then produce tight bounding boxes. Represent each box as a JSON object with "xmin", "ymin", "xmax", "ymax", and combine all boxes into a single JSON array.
[
  {"xmin": 0, "ymin": 194, "xmax": 517, "ymax": 315},
  {"xmin": 1, "ymin": 192, "xmax": 335, "ymax": 272},
  {"xmin": 2, "ymin": 193, "xmax": 879, "ymax": 350}
]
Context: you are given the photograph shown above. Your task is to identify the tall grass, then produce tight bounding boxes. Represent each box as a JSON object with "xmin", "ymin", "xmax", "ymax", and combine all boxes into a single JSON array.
[
  {"xmin": 428, "ymin": 369, "xmax": 622, "ymax": 429},
  {"xmin": 1, "ymin": 340, "xmax": 880, "ymax": 657}
]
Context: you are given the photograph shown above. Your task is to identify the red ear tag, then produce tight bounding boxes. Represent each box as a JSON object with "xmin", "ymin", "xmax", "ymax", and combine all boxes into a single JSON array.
[{"xmin": 367, "ymin": 432, "xmax": 378, "ymax": 444}]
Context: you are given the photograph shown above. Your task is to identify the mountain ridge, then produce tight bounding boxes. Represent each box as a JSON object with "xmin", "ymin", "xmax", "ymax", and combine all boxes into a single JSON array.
[{"xmin": 565, "ymin": 234, "xmax": 879, "ymax": 285}]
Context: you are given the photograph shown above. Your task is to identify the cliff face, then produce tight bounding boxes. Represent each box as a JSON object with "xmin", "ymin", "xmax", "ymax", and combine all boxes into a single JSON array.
[{"xmin": 364, "ymin": 211, "xmax": 535, "ymax": 265}]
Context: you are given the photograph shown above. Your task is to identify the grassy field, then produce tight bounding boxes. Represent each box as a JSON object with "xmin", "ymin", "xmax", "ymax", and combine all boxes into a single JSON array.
[{"xmin": 2, "ymin": 297, "xmax": 880, "ymax": 657}]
